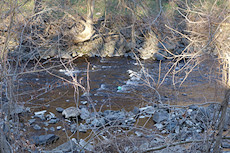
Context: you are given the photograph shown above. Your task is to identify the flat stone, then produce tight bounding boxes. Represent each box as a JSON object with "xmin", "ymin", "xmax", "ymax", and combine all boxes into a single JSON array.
[
  {"xmin": 48, "ymin": 118, "xmax": 59, "ymax": 124},
  {"xmin": 62, "ymin": 107, "xmax": 80, "ymax": 118},
  {"xmin": 56, "ymin": 107, "xmax": 64, "ymax": 113},
  {"xmin": 34, "ymin": 110, "xmax": 47, "ymax": 116},
  {"xmin": 32, "ymin": 134, "xmax": 59, "ymax": 145},
  {"xmin": 28, "ymin": 119, "xmax": 36, "ymax": 125}
]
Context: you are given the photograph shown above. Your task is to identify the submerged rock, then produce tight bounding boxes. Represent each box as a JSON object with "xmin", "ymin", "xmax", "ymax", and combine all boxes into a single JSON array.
[{"xmin": 62, "ymin": 107, "xmax": 80, "ymax": 118}]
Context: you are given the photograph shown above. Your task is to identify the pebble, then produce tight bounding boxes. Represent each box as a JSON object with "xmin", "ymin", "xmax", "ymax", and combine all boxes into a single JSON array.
[
  {"xmin": 57, "ymin": 126, "xmax": 62, "ymax": 130},
  {"xmin": 81, "ymin": 101, "xmax": 88, "ymax": 105}
]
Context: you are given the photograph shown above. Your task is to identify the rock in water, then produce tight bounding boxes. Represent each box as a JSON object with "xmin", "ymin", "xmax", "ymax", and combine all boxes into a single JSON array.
[{"xmin": 62, "ymin": 107, "xmax": 80, "ymax": 118}]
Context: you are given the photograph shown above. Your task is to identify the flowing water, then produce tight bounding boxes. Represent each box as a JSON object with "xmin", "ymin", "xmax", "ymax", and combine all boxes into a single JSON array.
[{"xmin": 17, "ymin": 57, "xmax": 224, "ymax": 149}]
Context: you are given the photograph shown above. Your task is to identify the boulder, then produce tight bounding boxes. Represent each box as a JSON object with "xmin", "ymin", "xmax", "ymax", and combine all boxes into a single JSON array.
[{"xmin": 62, "ymin": 107, "xmax": 80, "ymax": 118}]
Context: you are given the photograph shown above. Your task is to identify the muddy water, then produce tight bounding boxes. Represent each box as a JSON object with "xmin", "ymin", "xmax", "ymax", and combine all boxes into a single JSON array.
[{"xmin": 17, "ymin": 57, "xmax": 224, "ymax": 149}]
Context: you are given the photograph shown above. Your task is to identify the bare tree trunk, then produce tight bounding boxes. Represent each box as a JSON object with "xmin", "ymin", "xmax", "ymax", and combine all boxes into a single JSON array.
[
  {"xmin": 34, "ymin": 0, "xmax": 42, "ymax": 14},
  {"xmin": 72, "ymin": 0, "xmax": 95, "ymax": 43},
  {"xmin": 213, "ymin": 88, "xmax": 230, "ymax": 153}
]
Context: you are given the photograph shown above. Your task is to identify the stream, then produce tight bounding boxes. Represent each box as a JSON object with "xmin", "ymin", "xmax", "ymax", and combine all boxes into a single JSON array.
[{"xmin": 16, "ymin": 57, "xmax": 224, "ymax": 150}]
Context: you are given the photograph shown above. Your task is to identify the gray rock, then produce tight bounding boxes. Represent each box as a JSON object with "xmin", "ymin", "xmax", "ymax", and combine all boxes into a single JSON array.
[
  {"xmin": 189, "ymin": 104, "xmax": 198, "ymax": 110},
  {"xmin": 155, "ymin": 123, "xmax": 164, "ymax": 130},
  {"xmin": 125, "ymin": 117, "xmax": 136, "ymax": 125},
  {"xmin": 80, "ymin": 108, "xmax": 90, "ymax": 120},
  {"xmin": 153, "ymin": 110, "xmax": 169, "ymax": 123},
  {"xmin": 70, "ymin": 123, "xmax": 87, "ymax": 133},
  {"xmin": 62, "ymin": 107, "xmax": 80, "ymax": 118},
  {"xmin": 185, "ymin": 120, "xmax": 194, "ymax": 127},
  {"xmin": 157, "ymin": 41, "xmax": 176, "ymax": 51},
  {"xmin": 175, "ymin": 126, "xmax": 180, "ymax": 134},
  {"xmin": 195, "ymin": 107, "xmax": 210, "ymax": 122},
  {"xmin": 222, "ymin": 142, "xmax": 230, "ymax": 148},
  {"xmin": 81, "ymin": 101, "xmax": 88, "ymax": 105},
  {"xmin": 33, "ymin": 124, "xmax": 41, "ymax": 130},
  {"xmin": 32, "ymin": 134, "xmax": 59, "ymax": 145},
  {"xmin": 91, "ymin": 118, "xmax": 106, "ymax": 127},
  {"xmin": 153, "ymin": 52, "xmax": 165, "ymax": 61},
  {"xmin": 79, "ymin": 139, "xmax": 94, "ymax": 151},
  {"xmin": 70, "ymin": 124, "xmax": 77, "ymax": 133},
  {"xmin": 48, "ymin": 118, "xmax": 59, "ymax": 124},
  {"xmin": 44, "ymin": 122, "xmax": 49, "ymax": 126},
  {"xmin": 182, "ymin": 93, "xmax": 187, "ymax": 96},
  {"xmin": 176, "ymin": 48, "xmax": 186, "ymax": 55},
  {"xmin": 50, "ymin": 127, "xmax": 55, "ymax": 132},
  {"xmin": 11, "ymin": 105, "xmax": 25, "ymax": 115},
  {"xmin": 46, "ymin": 112, "xmax": 56, "ymax": 120},
  {"xmin": 34, "ymin": 114, "xmax": 46, "ymax": 121},
  {"xmin": 79, "ymin": 123, "xmax": 87, "ymax": 133},
  {"xmin": 104, "ymin": 110, "xmax": 126, "ymax": 121},
  {"xmin": 57, "ymin": 126, "xmax": 62, "ymax": 130},
  {"xmin": 81, "ymin": 92, "xmax": 92, "ymax": 97},
  {"xmin": 166, "ymin": 121, "xmax": 178, "ymax": 132},
  {"xmin": 28, "ymin": 119, "xmax": 36, "ymax": 125},
  {"xmin": 34, "ymin": 110, "xmax": 47, "ymax": 116},
  {"xmin": 56, "ymin": 107, "xmax": 64, "ymax": 113},
  {"xmin": 133, "ymin": 107, "xmax": 139, "ymax": 115},
  {"xmin": 51, "ymin": 140, "xmax": 83, "ymax": 153},
  {"xmin": 135, "ymin": 131, "xmax": 143, "ymax": 137}
]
